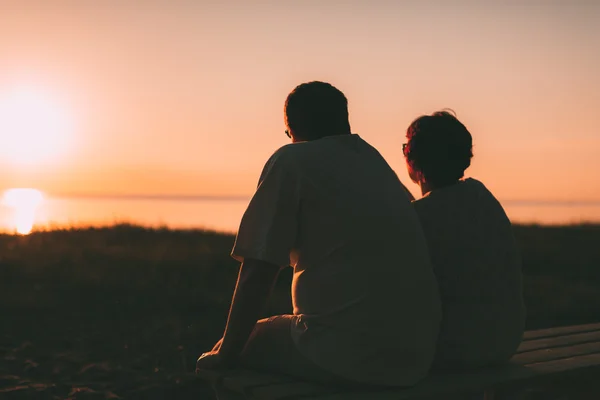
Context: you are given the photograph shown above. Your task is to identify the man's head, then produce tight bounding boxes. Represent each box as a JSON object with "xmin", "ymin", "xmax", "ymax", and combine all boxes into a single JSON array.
[
  {"xmin": 284, "ymin": 81, "xmax": 352, "ymax": 142},
  {"xmin": 403, "ymin": 110, "xmax": 473, "ymax": 189}
]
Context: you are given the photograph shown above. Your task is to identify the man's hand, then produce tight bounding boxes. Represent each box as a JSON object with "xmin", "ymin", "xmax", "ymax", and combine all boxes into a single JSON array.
[{"xmin": 195, "ymin": 351, "xmax": 225, "ymax": 373}]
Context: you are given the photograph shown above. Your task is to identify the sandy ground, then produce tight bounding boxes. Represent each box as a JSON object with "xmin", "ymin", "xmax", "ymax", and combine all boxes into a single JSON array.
[{"xmin": 1, "ymin": 312, "xmax": 217, "ymax": 399}]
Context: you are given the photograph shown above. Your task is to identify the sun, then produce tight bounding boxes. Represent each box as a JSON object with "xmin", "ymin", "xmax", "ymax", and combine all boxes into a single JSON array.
[
  {"xmin": 0, "ymin": 86, "xmax": 73, "ymax": 166},
  {"xmin": 2, "ymin": 188, "xmax": 45, "ymax": 235}
]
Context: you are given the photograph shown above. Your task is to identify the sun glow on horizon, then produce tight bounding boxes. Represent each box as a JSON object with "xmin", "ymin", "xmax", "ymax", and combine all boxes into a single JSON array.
[
  {"xmin": 0, "ymin": 86, "xmax": 74, "ymax": 166},
  {"xmin": 2, "ymin": 188, "xmax": 44, "ymax": 234}
]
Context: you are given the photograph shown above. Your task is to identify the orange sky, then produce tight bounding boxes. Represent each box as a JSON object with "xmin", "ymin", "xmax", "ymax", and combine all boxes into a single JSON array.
[{"xmin": 0, "ymin": 1, "xmax": 599, "ymax": 201}]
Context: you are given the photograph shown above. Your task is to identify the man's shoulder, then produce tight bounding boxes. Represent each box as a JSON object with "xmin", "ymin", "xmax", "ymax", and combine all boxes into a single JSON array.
[
  {"xmin": 412, "ymin": 179, "xmax": 472, "ymax": 214},
  {"xmin": 265, "ymin": 141, "xmax": 322, "ymax": 166},
  {"xmin": 258, "ymin": 144, "xmax": 306, "ymax": 181},
  {"xmin": 264, "ymin": 143, "xmax": 302, "ymax": 168},
  {"xmin": 413, "ymin": 177, "xmax": 509, "ymax": 225}
]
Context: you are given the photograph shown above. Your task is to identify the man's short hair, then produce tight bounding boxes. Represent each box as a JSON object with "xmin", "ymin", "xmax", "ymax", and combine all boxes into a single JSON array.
[
  {"xmin": 284, "ymin": 81, "xmax": 351, "ymax": 140},
  {"xmin": 405, "ymin": 110, "xmax": 473, "ymax": 186}
]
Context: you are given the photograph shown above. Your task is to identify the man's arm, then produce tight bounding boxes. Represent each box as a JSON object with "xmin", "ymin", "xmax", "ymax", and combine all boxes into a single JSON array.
[
  {"xmin": 211, "ymin": 258, "xmax": 281, "ymax": 366},
  {"xmin": 197, "ymin": 150, "xmax": 297, "ymax": 372}
]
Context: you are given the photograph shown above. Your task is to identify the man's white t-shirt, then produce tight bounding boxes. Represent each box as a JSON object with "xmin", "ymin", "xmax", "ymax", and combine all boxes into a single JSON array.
[{"xmin": 232, "ymin": 134, "xmax": 442, "ymax": 386}]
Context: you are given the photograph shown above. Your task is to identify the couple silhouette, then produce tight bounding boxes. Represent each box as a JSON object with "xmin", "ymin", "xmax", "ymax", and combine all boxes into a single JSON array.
[{"xmin": 196, "ymin": 81, "xmax": 525, "ymax": 389}]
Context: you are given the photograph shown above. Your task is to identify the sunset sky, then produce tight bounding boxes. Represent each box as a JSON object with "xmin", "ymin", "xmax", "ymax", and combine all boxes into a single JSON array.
[{"xmin": 0, "ymin": 0, "xmax": 599, "ymax": 202}]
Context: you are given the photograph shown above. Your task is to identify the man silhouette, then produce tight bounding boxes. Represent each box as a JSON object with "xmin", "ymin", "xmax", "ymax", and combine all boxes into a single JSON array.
[{"xmin": 196, "ymin": 81, "xmax": 441, "ymax": 387}]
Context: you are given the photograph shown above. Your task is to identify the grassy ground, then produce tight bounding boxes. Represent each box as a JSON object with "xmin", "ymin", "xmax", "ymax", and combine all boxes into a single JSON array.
[{"xmin": 1, "ymin": 224, "xmax": 599, "ymax": 399}]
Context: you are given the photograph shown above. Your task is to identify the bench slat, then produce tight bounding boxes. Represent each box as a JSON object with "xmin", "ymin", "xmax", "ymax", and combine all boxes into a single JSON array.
[
  {"xmin": 526, "ymin": 351, "xmax": 600, "ymax": 372},
  {"xmin": 517, "ymin": 330, "xmax": 600, "ymax": 353},
  {"xmin": 522, "ymin": 323, "xmax": 600, "ymax": 341},
  {"xmin": 513, "ymin": 341, "xmax": 600, "ymax": 365}
]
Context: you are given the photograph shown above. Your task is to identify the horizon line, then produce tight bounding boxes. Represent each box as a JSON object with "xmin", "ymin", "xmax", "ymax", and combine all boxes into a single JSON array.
[
  {"xmin": 36, "ymin": 193, "xmax": 600, "ymax": 206},
  {"xmin": 48, "ymin": 193, "xmax": 252, "ymax": 202}
]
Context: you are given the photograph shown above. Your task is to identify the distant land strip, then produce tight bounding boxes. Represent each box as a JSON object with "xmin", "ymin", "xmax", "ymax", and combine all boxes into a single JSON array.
[{"xmin": 46, "ymin": 194, "xmax": 600, "ymax": 206}]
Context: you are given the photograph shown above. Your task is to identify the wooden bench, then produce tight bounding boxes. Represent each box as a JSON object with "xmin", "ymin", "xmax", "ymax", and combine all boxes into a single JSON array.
[{"xmin": 197, "ymin": 322, "xmax": 600, "ymax": 399}]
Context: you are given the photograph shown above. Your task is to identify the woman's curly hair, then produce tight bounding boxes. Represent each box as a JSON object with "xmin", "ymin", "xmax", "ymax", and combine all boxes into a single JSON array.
[{"xmin": 404, "ymin": 110, "xmax": 473, "ymax": 186}]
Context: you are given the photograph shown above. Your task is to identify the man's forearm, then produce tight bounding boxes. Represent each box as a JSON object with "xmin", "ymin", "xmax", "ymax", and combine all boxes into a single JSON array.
[{"xmin": 218, "ymin": 258, "xmax": 281, "ymax": 365}]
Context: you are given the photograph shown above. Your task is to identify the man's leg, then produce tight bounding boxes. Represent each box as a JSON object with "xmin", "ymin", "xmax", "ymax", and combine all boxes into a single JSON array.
[{"xmin": 214, "ymin": 315, "xmax": 347, "ymax": 385}]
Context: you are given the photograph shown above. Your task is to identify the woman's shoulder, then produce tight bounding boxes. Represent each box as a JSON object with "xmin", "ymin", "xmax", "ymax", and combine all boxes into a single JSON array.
[{"xmin": 413, "ymin": 177, "xmax": 506, "ymax": 220}]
